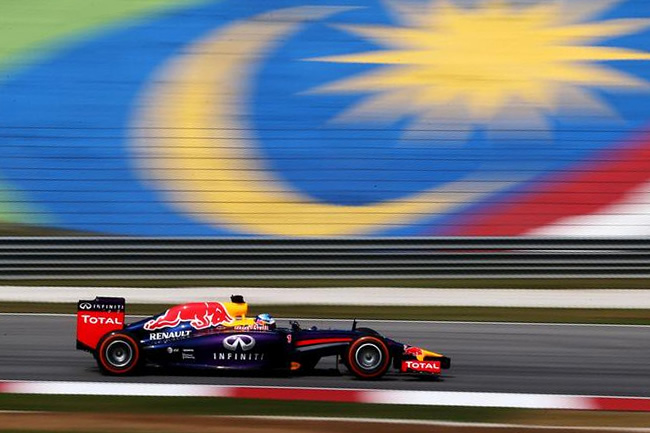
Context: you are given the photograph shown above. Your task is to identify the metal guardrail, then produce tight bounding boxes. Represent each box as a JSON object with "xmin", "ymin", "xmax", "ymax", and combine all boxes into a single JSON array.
[{"xmin": 0, "ymin": 237, "xmax": 649, "ymax": 279}]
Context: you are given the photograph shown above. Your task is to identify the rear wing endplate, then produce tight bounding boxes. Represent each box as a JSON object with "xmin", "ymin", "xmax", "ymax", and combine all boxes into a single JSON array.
[{"xmin": 76, "ymin": 297, "xmax": 126, "ymax": 351}]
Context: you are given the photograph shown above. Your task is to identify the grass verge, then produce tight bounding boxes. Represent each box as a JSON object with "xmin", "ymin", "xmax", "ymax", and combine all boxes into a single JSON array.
[
  {"xmin": 1, "ymin": 395, "xmax": 650, "ymax": 429},
  {"xmin": 2, "ymin": 302, "xmax": 649, "ymax": 324},
  {"xmin": 0, "ymin": 395, "xmax": 507, "ymax": 422}
]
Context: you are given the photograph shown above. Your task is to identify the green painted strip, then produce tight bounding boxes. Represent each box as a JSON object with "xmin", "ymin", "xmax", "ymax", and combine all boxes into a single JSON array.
[
  {"xmin": 0, "ymin": 0, "xmax": 208, "ymax": 72},
  {"xmin": 0, "ymin": 179, "xmax": 48, "ymax": 225}
]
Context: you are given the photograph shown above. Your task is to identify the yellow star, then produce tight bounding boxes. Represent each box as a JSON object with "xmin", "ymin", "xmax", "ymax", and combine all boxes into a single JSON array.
[{"xmin": 306, "ymin": 0, "xmax": 650, "ymax": 141}]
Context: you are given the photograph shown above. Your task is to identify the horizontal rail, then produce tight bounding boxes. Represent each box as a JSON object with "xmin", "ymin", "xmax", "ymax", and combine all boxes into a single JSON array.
[
  {"xmin": 0, "ymin": 237, "xmax": 649, "ymax": 279},
  {"xmin": 2, "ymin": 237, "xmax": 650, "ymax": 249}
]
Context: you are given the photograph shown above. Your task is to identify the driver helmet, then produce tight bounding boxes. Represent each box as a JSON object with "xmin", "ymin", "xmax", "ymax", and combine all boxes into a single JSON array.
[{"xmin": 255, "ymin": 313, "xmax": 276, "ymax": 329}]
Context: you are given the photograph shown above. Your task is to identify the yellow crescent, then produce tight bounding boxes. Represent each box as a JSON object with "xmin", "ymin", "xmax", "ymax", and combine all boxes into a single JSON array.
[{"xmin": 133, "ymin": 6, "xmax": 510, "ymax": 237}]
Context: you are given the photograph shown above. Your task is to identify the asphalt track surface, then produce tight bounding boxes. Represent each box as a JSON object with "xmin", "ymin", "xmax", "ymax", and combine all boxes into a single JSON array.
[{"xmin": 1, "ymin": 314, "xmax": 649, "ymax": 397}]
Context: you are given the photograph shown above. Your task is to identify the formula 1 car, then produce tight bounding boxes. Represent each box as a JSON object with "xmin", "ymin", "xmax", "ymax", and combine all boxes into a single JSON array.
[{"xmin": 76, "ymin": 295, "xmax": 450, "ymax": 380}]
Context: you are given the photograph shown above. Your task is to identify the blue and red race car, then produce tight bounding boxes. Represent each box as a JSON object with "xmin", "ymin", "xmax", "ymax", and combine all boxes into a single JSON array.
[{"xmin": 76, "ymin": 295, "xmax": 450, "ymax": 380}]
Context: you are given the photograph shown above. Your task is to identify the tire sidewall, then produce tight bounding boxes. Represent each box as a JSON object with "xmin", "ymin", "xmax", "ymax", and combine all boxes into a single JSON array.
[
  {"xmin": 97, "ymin": 332, "xmax": 140, "ymax": 375},
  {"xmin": 346, "ymin": 336, "xmax": 390, "ymax": 379}
]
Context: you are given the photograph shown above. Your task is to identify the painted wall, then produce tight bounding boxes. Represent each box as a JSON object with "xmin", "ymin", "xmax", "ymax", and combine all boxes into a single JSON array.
[{"xmin": 1, "ymin": 0, "xmax": 650, "ymax": 237}]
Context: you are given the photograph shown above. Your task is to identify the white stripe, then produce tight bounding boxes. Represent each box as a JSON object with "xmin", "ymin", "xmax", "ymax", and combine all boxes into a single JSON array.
[
  {"xmin": 364, "ymin": 390, "xmax": 592, "ymax": 410},
  {"xmin": 529, "ymin": 180, "xmax": 650, "ymax": 237},
  {"xmin": 7, "ymin": 381, "xmax": 219, "ymax": 398},
  {"xmin": 3, "ymin": 380, "xmax": 648, "ymax": 411},
  {"xmin": 2, "ymin": 286, "xmax": 650, "ymax": 309}
]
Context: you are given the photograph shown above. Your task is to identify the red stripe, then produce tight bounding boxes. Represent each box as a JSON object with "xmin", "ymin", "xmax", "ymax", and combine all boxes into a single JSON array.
[
  {"xmin": 228, "ymin": 387, "xmax": 362, "ymax": 403},
  {"xmin": 295, "ymin": 338, "xmax": 352, "ymax": 347},
  {"xmin": 590, "ymin": 397, "xmax": 650, "ymax": 412},
  {"xmin": 0, "ymin": 382, "xmax": 9, "ymax": 393},
  {"xmin": 444, "ymin": 136, "xmax": 650, "ymax": 236}
]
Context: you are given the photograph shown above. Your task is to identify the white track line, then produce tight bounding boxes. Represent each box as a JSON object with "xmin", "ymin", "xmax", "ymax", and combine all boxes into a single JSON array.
[
  {"xmin": 225, "ymin": 416, "xmax": 650, "ymax": 432},
  {"xmin": 3, "ymin": 286, "xmax": 650, "ymax": 308},
  {"xmin": 1, "ymin": 312, "xmax": 649, "ymax": 327}
]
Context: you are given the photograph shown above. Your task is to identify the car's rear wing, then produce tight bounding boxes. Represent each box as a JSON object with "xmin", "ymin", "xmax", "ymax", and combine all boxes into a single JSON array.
[{"xmin": 76, "ymin": 297, "xmax": 125, "ymax": 352}]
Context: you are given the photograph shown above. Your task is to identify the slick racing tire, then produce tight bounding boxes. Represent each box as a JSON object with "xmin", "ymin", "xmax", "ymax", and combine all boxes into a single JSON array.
[
  {"xmin": 96, "ymin": 332, "xmax": 141, "ymax": 375},
  {"xmin": 346, "ymin": 336, "xmax": 391, "ymax": 380}
]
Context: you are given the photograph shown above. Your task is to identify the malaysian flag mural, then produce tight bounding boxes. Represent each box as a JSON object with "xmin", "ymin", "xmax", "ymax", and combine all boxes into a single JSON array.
[{"xmin": 0, "ymin": 0, "xmax": 649, "ymax": 236}]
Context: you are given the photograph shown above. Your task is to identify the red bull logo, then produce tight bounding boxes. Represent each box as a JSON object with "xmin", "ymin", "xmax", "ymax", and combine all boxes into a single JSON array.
[
  {"xmin": 404, "ymin": 345, "xmax": 424, "ymax": 357},
  {"xmin": 144, "ymin": 302, "xmax": 234, "ymax": 331}
]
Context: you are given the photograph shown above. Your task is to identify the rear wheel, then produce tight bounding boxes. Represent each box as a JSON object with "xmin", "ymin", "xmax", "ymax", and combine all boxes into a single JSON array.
[
  {"xmin": 346, "ymin": 336, "xmax": 390, "ymax": 380},
  {"xmin": 96, "ymin": 332, "xmax": 140, "ymax": 375}
]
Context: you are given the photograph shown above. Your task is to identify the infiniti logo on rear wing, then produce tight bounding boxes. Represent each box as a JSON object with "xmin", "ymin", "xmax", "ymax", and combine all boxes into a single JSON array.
[{"xmin": 77, "ymin": 297, "xmax": 125, "ymax": 312}]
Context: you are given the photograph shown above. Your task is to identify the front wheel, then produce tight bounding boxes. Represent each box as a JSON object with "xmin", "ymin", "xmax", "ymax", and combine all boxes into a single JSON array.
[
  {"xmin": 346, "ymin": 336, "xmax": 390, "ymax": 380},
  {"xmin": 96, "ymin": 332, "xmax": 141, "ymax": 375}
]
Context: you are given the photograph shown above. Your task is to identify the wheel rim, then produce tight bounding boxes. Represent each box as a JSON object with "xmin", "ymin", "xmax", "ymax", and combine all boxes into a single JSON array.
[
  {"xmin": 105, "ymin": 340, "xmax": 133, "ymax": 368},
  {"xmin": 355, "ymin": 343, "xmax": 383, "ymax": 371}
]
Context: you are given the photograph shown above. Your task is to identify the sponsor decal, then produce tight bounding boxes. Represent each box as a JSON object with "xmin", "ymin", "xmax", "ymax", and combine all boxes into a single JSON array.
[
  {"xmin": 80, "ymin": 314, "xmax": 123, "ymax": 326},
  {"xmin": 144, "ymin": 302, "xmax": 233, "ymax": 331},
  {"xmin": 148, "ymin": 330, "xmax": 191, "ymax": 341},
  {"xmin": 216, "ymin": 334, "xmax": 263, "ymax": 362},
  {"xmin": 401, "ymin": 360, "xmax": 441, "ymax": 374},
  {"xmin": 403, "ymin": 345, "xmax": 424, "ymax": 357},
  {"xmin": 233, "ymin": 324, "xmax": 269, "ymax": 331},
  {"xmin": 78, "ymin": 301, "xmax": 124, "ymax": 311},
  {"xmin": 222, "ymin": 334, "xmax": 255, "ymax": 352},
  {"xmin": 214, "ymin": 352, "xmax": 265, "ymax": 361},
  {"xmin": 76, "ymin": 306, "xmax": 124, "ymax": 350}
]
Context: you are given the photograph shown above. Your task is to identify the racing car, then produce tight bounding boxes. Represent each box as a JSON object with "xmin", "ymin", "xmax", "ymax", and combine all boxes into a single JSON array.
[{"xmin": 76, "ymin": 295, "xmax": 450, "ymax": 380}]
